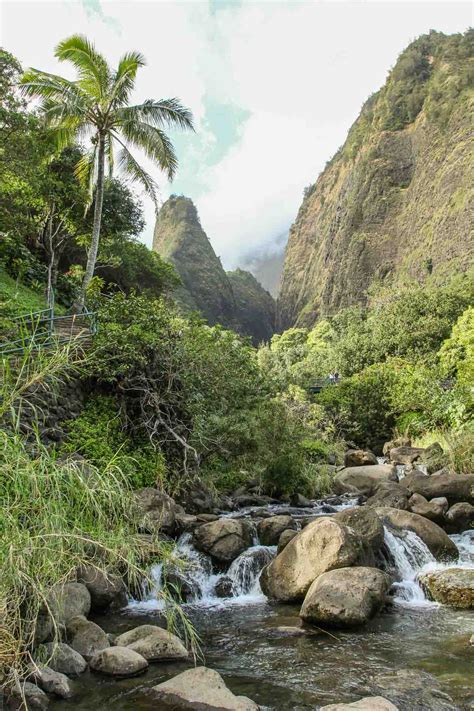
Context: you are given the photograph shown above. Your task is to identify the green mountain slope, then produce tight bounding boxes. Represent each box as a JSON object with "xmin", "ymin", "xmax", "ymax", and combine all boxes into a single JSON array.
[{"xmin": 278, "ymin": 30, "xmax": 474, "ymax": 328}]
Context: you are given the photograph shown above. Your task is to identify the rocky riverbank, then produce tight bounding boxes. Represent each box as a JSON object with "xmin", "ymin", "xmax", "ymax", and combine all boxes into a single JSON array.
[{"xmin": 5, "ymin": 440, "xmax": 474, "ymax": 710}]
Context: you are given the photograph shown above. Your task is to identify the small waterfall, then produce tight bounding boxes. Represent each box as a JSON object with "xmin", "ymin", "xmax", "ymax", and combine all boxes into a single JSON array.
[
  {"xmin": 383, "ymin": 526, "xmax": 437, "ymax": 607},
  {"xmin": 129, "ymin": 533, "xmax": 275, "ymax": 611},
  {"xmin": 227, "ymin": 545, "xmax": 275, "ymax": 597}
]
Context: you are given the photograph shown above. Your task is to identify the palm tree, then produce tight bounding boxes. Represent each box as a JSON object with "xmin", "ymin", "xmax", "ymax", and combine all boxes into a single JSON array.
[{"xmin": 21, "ymin": 35, "xmax": 194, "ymax": 311}]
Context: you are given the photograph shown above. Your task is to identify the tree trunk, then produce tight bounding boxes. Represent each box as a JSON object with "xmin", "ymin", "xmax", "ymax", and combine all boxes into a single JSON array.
[{"xmin": 74, "ymin": 135, "xmax": 106, "ymax": 313}]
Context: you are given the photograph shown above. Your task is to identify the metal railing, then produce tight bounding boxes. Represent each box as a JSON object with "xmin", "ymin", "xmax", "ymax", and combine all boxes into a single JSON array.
[{"xmin": 0, "ymin": 307, "xmax": 97, "ymax": 355}]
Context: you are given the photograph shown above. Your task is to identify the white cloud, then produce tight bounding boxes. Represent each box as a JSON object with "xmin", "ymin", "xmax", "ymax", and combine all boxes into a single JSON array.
[{"xmin": 1, "ymin": 0, "xmax": 471, "ymax": 267}]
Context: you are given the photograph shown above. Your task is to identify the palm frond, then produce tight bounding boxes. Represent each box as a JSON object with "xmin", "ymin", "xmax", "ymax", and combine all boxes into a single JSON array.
[
  {"xmin": 110, "ymin": 51, "xmax": 145, "ymax": 107},
  {"xmin": 117, "ymin": 98, "xmax": 194, "ymax": 132},
  {"xmin": 115, "ymin": 140, "xmax": 159, "ymax": 206},
  {"xmin": 20, "ymin": 69, "xmax": 87, "ymax": 107},
  {"xmin": 117, "ymin": 121, "xmax": 178, "ymax": 180},
  {"xmin": 55, "ymin": 35, "xmax": 110, "ymax": 100}
]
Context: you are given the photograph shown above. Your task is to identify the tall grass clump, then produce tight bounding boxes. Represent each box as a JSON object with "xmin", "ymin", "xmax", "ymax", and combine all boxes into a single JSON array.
[{"xmin": 0, "ymin": 340, "xmax": 198, "ymax": 691}]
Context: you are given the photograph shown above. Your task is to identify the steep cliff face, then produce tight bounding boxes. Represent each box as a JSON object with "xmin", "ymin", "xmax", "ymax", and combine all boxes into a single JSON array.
[
  {"xmin": 153, "ymin": 196, "xmax": 275, "ymax": 343},
  {"xmin": 153, "ymin": 196, "xmax": 237, "ymax": 327},
  {"xmin": 279, "ymin": 30, "xmax": 474, "ymax": 328}
]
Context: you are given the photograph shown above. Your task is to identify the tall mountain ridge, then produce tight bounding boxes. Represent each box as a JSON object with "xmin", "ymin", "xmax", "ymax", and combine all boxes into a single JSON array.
[
  {"xmin": 153, "ymin": 196, "xmax": 276, "ymax": 344},
  {"xmin": 279, "ymin": 30, "xmax": 474, "ymax": 328}
]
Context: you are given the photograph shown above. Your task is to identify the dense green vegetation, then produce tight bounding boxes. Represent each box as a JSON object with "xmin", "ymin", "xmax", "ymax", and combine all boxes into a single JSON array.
[{"xmin": 260, "ymin": 275, "xmax": 473, "ymax": 451}]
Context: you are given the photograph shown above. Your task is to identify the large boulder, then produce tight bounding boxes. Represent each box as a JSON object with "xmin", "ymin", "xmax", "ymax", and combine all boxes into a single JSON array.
[
  {"xmin": 89, "ymin": 646, "xmax": 148, "ymax": 677},
  {"xmin": 114, "ymin": 624, "xmax": 188, "ymax": 661},
  {"xmin": 375, "ymin": 508, "xmax": 458, "ymax": 561},
  {"xmin": 260, "ymin": 518, "xmax": 367, "ymax": 602},
  {"xmin": 420, "ymin": 442, "xmax": 446, "ymax": 473},
  {"xmin": 47, "ymin": 582, "xmax": 91, "ymax": 626},
  {"xmin": 445, "ymin": 502, "xmax": 474, "ymax": 533},
  {"xmin": 389, "ymin": 446, "xmax": 425, "ymax": 465},
  {"xmin": 334, "ymin": 507, "xmax": 384, "ymax": 553},
  {"xmin": 408, "ymin": 493, "xmax": 447, "ymax": 524},
  {"xmin": 150, "ymin": 666, "xmax": 259, "ymax": 710},
  {"xmin": 193, "ymin": 519, "xmax": 253, "ymax": 562},
  {"xmin": 257, "ymin": 515, "xmax": 297, "ymax": 546},
  {"xmin": 67, "ymin": 615, "xmax": 110, "ymax": 661},
  {"xmin": 76, "ymin": 565, "xmax": 127, "ymax": 611},
  {"xmin": 300, "ymin": 567, "xmax": 390, "ymax": 628},
  {"xmin": 344, "ymin": 450, "xmax": 378, "ymax": 468},
  {"xmin": 133, "ymin": 488, "xmax": 182, "ymax": 534},
  {"xmin": 401, "ymin": 471, "xmax": 474, "ymax": 505},
  {"xmin": 30, "ymin": 665, "xmax": 73, "ymax": 699},
  {"xmin": 419, "ymin": 568, "xmax": 474, "ymax": 609},
  {"xmin": 334, "ymin": 466, "xmax": 397, "ymax": 497},
  {"xmin": 370, "ymin": 669, "xmax": 457, "ymax": 710},
  {"xmin": 366, "ymin": 483, "xmax": 409, "ymax": 510},
  {"xmin": 41, "ymin": 643, "xmax": 87, "ymax": 676},
  {"xmin": 321, "ymin": 698, "xmax": 398, "ymax": 710}
]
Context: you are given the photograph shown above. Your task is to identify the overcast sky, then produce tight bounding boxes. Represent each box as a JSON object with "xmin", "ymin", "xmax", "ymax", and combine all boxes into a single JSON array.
[{"xmin": 1, "ymin": 0, "xmax": 471, "ymax": 267}]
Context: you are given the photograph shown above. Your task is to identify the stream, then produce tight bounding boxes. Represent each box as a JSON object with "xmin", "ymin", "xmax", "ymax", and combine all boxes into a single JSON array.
[{"xmin": 53, "ymin": 498, "xmax": 474, "ymax": 710}]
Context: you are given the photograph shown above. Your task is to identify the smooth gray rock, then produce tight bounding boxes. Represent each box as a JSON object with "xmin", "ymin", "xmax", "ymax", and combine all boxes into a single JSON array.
[
  {"xmin": 300, "ymin": 567, "xmax": 390, "ymax": 628},
  {"xmin": 193, "ymin": 518, "xmax": 253, "ymax": 562},
  {"xmin": 47, "ymin": 583, "xmax": 91, "ymax": 626},
  {"xmin": 150, "ymin": 666, "xmax": 259, "ymax": 710},
  {"xmin": 30, "ymin": 665, "xmax": 73, "ymax": 699},
  {"xmin": 257, "ymin": 515, "xmax": 297, "ymax": 546},
  {"xmin": 8, "ymin": 682, "xmax": 49, "ymax": 710},
  {"xmin": 67, "ymin": 615, "xmax": 110, "ymax": 661},
  {"xmin": 114, "ymin": 624, "xmax": 188, "ymax": 661},
  {"xmin": 41, "ymin": 643, "xmax": 87, "ymax": 676},
  {"xmin": 77, "ymin": 565, "xmax": 127, "ymax": 611},
  {"xmin": 89, "ymin": 646, "xmax": 148, "ymax": 677}
]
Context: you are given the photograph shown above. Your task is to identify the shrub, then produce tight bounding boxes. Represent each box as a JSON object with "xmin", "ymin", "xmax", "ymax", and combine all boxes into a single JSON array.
[{"xmin": 61, "ymin": 395, "xmax": 166, "ymax": 489}]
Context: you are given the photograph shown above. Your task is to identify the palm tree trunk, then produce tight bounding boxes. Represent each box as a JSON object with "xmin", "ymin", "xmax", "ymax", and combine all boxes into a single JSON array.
[{"xmin": 74, "ymin": 135, "xmax": 106, "ymax": 313}]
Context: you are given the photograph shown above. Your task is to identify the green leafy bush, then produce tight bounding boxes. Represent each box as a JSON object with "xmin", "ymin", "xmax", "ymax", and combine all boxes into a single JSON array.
[{"xmin": 61, "ymin": 395, "xmax": 165, "ymax": 489}]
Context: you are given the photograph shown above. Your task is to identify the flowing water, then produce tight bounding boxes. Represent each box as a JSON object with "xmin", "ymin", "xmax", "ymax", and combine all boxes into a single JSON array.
[{"xmin": 53, "ymin": 501, "xmax": 474, "ymax": 710}]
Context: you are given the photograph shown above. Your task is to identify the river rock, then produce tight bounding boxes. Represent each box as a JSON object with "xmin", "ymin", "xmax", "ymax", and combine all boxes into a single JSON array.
[
  {"xmin": 42, "ymin": 643, "xmax": 87, "ymax": 676},
  {"xmin": 133, "ymin": 488, "xmax": 182, "ymax": 534},
  {"xmin": 290, "ymin": 492, "xmax": 313, "ymax": 507},
  {"xmin": 150, "ymin": 666, "xmax": 259, "ymax": 710},
  {"xmin": 257, "ymin": 515, "xmax": 297, "ymax": 545},
  {"xmin": 277, "ymin": 528, "xmax": 298, "ymax": 553},
  {"xmin": 445, "ymin": 502, "xmax": 474, "ymax": 532},
  {"xmin": 334, "ymin": 466, "xmax": 397, "ymax": 497},
  {"xmin": 67, "ymin": 615, "xmax": 110, "ymax": 661},
  {"xmin": 344, "ymin": 450, "xmax": 378, "ymax": 467},
  {"xmin": 260, "ymin": 518, "xmax": 366, "ymax": 602},
  {"xmin": 175, "ymin": 512, "xmax": 200, "ymax": 533},
  {"xmin": 419, "ymin": 568, "xmax": 474, "ymax": 608},
  {"xmin": 401, "ymin": 471, "xmax": 474, "ymax": 505},
  {"xmin": 7, "ymin": 682, "xmax": 49, "ymax": 710},
  {"xmin": 375, "ymin": 508, "xmax": 458, "ymax": 561},
  {"xmin": 214, "ymin": 576, "xmax": 234, "ymax": 598},
  {"xmin": 47, "ymin": 582, "xmax": 91, "ymax": 626},
  {"xmin": 178, "ymin": 480, "xmax": 217, "ymax": 514},
  {"xmin": 300, "ymin": 567, "xmax": 390, "ymax": 628},
  {"xmin": 420, "ymin": 442, "xmax": 445, "ymax": 473},
  {"xmin": 321, "ymin": 698, "xmax": 399, "ymax": 710},
  {"xmin": 334, "ymin": 507, "xmax": 384, "ymax": 552},
  {"xmin": 76, "ymin": 565, "xmax": 127, "ymax": 611},
  {"xmin": 383, "ymin": 436, "xmax": 411, "ymax": 457},
  {"xmin": 114, "ymin": 624, "xmax": 188, "ymax": 661},
  {"xmin": 370, "ymin": 669, "xmax": 457, "ymax": 710},
  {"xmin": 408, "ymin": 493, "xmax": 446, "ymax": 524},
  {"xmin": 30, "ymin": 665, "xmax": 73, "ymax": 699},
  {"xmin": 366, "ymin": 483, "xmax": 409, "ymax": 510},
  {"xmin": 389, "ymin": 446, "xmax": 425, "ymax": 465},
  {"xmin": 193, "ymin": 518, "xmax": 253, "ymax": 562},
  {"xmin": 89, "ymin": 646, "xmax": 148, "ymax": 677}
]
